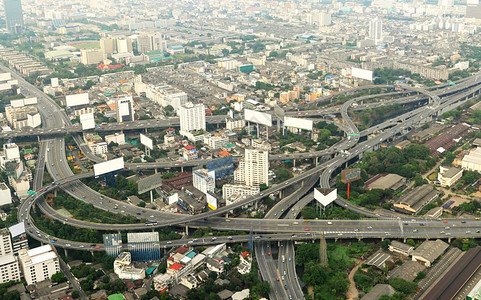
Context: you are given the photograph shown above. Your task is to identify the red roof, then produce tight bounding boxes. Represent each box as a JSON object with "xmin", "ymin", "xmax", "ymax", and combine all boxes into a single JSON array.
[
  {"xmin": 97, "ymin": 63, "xmax": 124, "ymax": 69},
  {"xmin": 241, "ymin": 251, "xmax": 249, "ymax": 258},
  {"xmin": 169, "ymin": 262, "xmax": 184, "ymax": 271},
  {"xmin": 218, "ymin": 150, "xmax": 231, "ymax": 157},
  {"xmin": 184, "ymin": 145, "xmax": 196, "ymax": 150},
  {"xmin": 174, "ymin": 246, "xmax": 189, "ymax": 254}
]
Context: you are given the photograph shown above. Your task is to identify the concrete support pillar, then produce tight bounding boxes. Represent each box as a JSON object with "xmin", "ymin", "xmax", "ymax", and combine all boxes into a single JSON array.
[
  {"xmin": 403, "ymin": 237, "xmax": 406, "ymax": 243},
  {"xmin": 334, "ymin": 238, "xmax": 338, "ymax": 242},
  {"xmin": 448, "ymin": 237, "xmax": 452, "ymax": 243},
  {"xmin": 381, "ymin": 237, "xmax": 384, "ymax": 241},
  {"xmin": 181, "ymin": 166, "xmax": 184, "ymax": 173},
  {"xmin": 185, "ymin": 225, "xmax": 189, "ymax": 236},
  {"xmin": 54, "ymin": 190, "xmax": 57, "ymax": 197},
  {"xmin": 279, "ymin": 190, "xmax": 282, "ymax": 199},
  {"xmin": 225, "ymin": 213, "xmax": 229, "ymax": 218},
  {"xmin": 293, "ymin": 159, "xmax": 296, "ymax": 167},
  {"xmin": 154, "ymin": 168, "xmax": 158, "ymax": 174},
  {"xmin": 358, "ymin": 237, "xmax": 362, "ymax": 241},
  {"xmin": 315, "ymin": 157, "xmax": 318, "ymax": 166},
  {"xmin": 64, "ymin": 248, "xmax": 68, "ymax": 257},
  {"xmin": 145, "ymin": 128, "xmax": 148, "ymax": 134},
  {"xmin": 150, "ymin": 190, "xmax": 154, "ymax": 203}
]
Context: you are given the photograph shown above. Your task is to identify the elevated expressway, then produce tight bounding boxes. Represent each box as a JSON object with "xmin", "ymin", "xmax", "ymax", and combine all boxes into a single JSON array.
[{"xmin": 14, "ymin": 69, "xmax": 481, "ymax": 248}]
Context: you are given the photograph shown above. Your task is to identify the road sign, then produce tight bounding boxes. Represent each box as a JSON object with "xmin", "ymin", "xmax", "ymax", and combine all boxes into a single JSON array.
[
  {"xmin": 347, "ymin": 133, "xmax": 359, "ymax": 137},
  {"xmin": 27, "ymin": 190, "xmax": 36, "ymax": 195}
]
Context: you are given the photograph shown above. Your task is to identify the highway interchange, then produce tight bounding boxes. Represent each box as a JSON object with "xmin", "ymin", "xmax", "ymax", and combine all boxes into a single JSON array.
[{"xmin": 4, "ymin": 64, "xmax": 481, "ymax": 299}]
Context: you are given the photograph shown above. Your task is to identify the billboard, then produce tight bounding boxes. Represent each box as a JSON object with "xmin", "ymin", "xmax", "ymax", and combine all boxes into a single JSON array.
[
  {"xmin": 284, "ymin": 116, "xmax": 313, "ymax": 131},
  {"xmin": 207, "ymin": 193, "xmax": 217, "ymax": 210},
  {"xmin": 66, "ymin": 93, "xmax": 89, "ymax": 107},
  {"xmin": 341, "ymin": 168, "xmax": 361, "ymax": 183},
  {"xmin": 140, "ymin": 133, "xmax": 153, "ymax": 150},
  {"xmin": 0, "ymin": 73, "xmax": 12, "ymax": 82},
  {"xmin": 10, "ymin": 99, "xmax": 24, "ymax": 108},
  {"xmin": 138, "ymin": 173, "xmax": 162, "ymax": 194},
  {"xmin": 27, "ymin": 113, "xmax": 41, "ymax": 128},
  {"xmin": 80, "ymin": 113, "xmax": 95, "ymax": 130},
  {"xmin": 23, "ymin": 97, "xmax": 38, "ymax": 106},
  {"xmin": 168, "ymin": 193, "xmax": 178, "ymax": 205},
  {"xmin": 351, "ymin": 67, "xmax": 373, "ymax": 81},
  {"xmin": 94, "ymin": 157, "xmax": 124, "ymax": 177},
  {"xmin": 244, "ymin": 109, "xmax": 272, "ymax": 127}
]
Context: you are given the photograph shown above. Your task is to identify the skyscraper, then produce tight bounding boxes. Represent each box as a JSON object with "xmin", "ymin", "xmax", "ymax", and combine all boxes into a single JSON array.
[
  {"xmin": 234, "ymin": 148, "xmax": 269, "ymax": 187},
  {"xmin": 179, "ymin": 102, "xmax": 206, "ymax": 132},
  {"xmin": 3, "ymin": 0, "xmax": 24, "ymax": 34},
  {"xmin": 116, "ymin": 96, "xmax": 134, "ymax": 122},
  {"xmin": 369, "ymin": 17, "xmax": 383, "ymax": 46}
]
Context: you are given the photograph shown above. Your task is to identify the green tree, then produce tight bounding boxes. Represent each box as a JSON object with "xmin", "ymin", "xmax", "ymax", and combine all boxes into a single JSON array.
[
  {"xmin": 389, "ymin": 278, "xmax": 418, "ymax": 294},
  {"xmin": 301, "ymin": 206, "xmax": 317, "ymax": 219},
  {"xmin": 381, "ymin": 239, "xmax": 391, "ymax": 250},
  {"xmin": 51, "ymin": 271, "xmax": 67, "ymax": 283},
  {"xmin": 406, "ymin": 239, "xmax": 415, "ymax": 247}
]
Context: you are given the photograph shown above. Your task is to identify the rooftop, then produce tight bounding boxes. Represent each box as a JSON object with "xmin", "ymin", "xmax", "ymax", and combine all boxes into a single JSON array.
[
  {"xmin": 412, "ymin": 239, "xmax": 449, "ymax": 263},
  {"xmin": 361, "ymin": 284, "xmax": 395, "ymax": 300}
]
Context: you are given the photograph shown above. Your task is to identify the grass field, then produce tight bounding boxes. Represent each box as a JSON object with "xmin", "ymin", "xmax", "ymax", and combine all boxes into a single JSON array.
[
  {"xmin": 56, "ymin": 208, "xmax": 73, "ymax": 218},
  {"xmin": 70, "ymin": 42, "xmax": 100, "ymax": 50}
]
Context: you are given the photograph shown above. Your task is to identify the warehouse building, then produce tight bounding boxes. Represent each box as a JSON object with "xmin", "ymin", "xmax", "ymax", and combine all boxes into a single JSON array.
[
  {"xmin": 411, "ymin": 239, "xmax": 449, "ymax": 267},
  {"xmin": 393, "ymin": 184, "xmax": 439, "ymax": 215},
  {"xmin": 365, "ymin": 173, "xmax": 406, "ymax": 191}
]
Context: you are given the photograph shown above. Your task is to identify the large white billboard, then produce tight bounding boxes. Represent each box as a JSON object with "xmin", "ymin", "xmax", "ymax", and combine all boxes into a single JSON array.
[
  {"xmin": 80, "ymin": 113, "xmax": 95, "ymax": 130},
  {"xmin": 140, "ymin": 134, "xmax": 153, "ymax": 150},
  {"xmin": 94, "ymin": 157, "xmax": 124, "ymax": 177},
  {"xmin": 66, "ymin": 93, "xmax": 89, "ymax": 107},
  {"xmin": 0, "ymin": 73, "xmax": 12, "ymax": 82},
  {"xmin": 207, "ymin": 193, "xmax": 217, "ymax": 210},
  {"xmin": 244, "ymin": 109, "xmax": 272, "ymax": 127},
  {"xmin": 351, "ymin": 67, "xmax": 373, "ymax": 81},
  {"xmin": 284, "ymin": 116, "xmax": 313, "ymax": 131},
  {"xmin": 27, "ymin": 113, "xmax": 41, "ymax": 128},
  {"xmin": 10, "ymin": 99, "xmax": 24, "ymax": 108}
]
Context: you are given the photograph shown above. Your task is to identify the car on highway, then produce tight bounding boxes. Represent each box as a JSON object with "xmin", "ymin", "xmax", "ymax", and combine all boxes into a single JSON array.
[
  {"xmin": 66, "ymin": 244, "xmax": 71, "ymax": 247},
  {"xmin": 304, "ymin": 228, "xmax": 310, "ymax": 231},
  {"xmin": 443, "ymin": 220, "xmax": 448, "ymax": 223},
  {"xmin": 167, "ymin": 241, "xmax": 172, "ymax": 244},
  {"xmin": 267, "ymin": 252, "xmax": 271, "ymax": 256}
]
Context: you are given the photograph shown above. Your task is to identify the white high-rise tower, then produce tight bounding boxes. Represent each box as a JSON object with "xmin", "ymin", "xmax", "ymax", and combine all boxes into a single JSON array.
[{"xmin": 369, "ymin": 17, "xmax": 383, "ymax": 45}]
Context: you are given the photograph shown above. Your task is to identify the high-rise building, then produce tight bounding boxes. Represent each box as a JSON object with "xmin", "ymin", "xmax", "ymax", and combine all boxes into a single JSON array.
[
  {"xmin": 3, "ymin": 0, "xmax": 24, "ymax": 34},
  {"xmin": 193, "ymin": 169, "xmax": 215, "ymax": 194},
  {"xmin": 9, "ymin": 222, "xmax": 28, "ymax": 254},
  {"xmin": 318, "ymin": 12, "xmax": 331, "ymax": 27},
  {"xmin": 137, "ymin": 33, "xmax": 167, "ymax": 53},
  {"xmin": 80, "ymin": 49, "xmax": 105, "ymax": 65},
  {"xmin": 179, "ymin": 102, "xmax": 206, "ymax": 132},
  {"xmin": 116, "ymin": 96, "xmax": 134, "ymax": 122},
  {"xmin": 18, "ymin": 245, "xmax": 60, "ymax": 285},
  {"xmin": 100, "ymin": 38, "xmax": 116, "ymax": 56},
  {"xmin": 0, "ymin": 228, "xmax": 12, "ymax": 256},
  {"xmin": 116, "ymin": 38, "xmax": 133, "ymax": 54},
  {"xmin": 0, "ymin": 254, "xmax": 20, "ymax": 284},
  {"xmin": 234, "ymin": 149, "xmax": 269, "ymax": 187},
  {"xmin": 369, "ymin": 17, "xmax": 383, "ymax": 45}
]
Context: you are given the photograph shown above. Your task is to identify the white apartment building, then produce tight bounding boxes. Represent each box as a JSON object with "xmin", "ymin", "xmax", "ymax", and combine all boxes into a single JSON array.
[
  {"xmin": 116, "ymin": 96, "xmax": 134, "ymax": 122},
  {"xmin": 179, "ymin": 102, "xmax": 206, "ymax": 133},
  {"xmin": 105, "ymin": 133, "xmax": 126, "ymax": 145},
  {"xmin": 0, "ymin": 254, "xmax": 20, "ymax": 284},
  {"xmin": 145, "ymin": 85, "xmax": 188, "ymax": 111},
  {"xmin": 226, "ymin": 118, "xmax": 245, "ymax": 131},
  {"xmin": 114, "ymin": 252, "xmax": 146, "ymax": 280},
  {"xmin": 234, "ymin": 149, "xmax": 269, "ymax": 187},
  {"xmin": 0, "ymin": 228, "xmax": 12, "ymax": 256},
  {"xmin": 205, "ymin": 135, "xmax": 229, "ymax": 149},
  {"xmin": 18, "ymin": 245, "xmax": 60, "ymax": 285},
  {"xmin": 90, "ymin": 142, "xmax": 108, "ymax": 156},
  {"xmin": 222, "ymin": 184, "xmax": 260, "ymax": 201},
  {"xmin": 193, "ymin": 169, "xmax": 215, "ymax": 194},
  {"xmin": 0, "ymin": 183, "xmax": 12, "ymax": 206},
  {"xmin": 369, "ymin": 17, "xmax": 383, "ymax": 45}
]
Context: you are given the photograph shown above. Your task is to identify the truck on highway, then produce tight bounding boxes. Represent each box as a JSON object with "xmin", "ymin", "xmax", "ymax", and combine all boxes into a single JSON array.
[{"xmin": 282, "ymin": 256, "xmax": 285, "ymax": 263}]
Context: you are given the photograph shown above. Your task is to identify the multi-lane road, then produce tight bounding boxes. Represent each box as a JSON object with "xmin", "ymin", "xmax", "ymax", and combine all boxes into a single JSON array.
[{"xmin": 5, "ymin": 64, "xmax": 481, "ymax": 300}]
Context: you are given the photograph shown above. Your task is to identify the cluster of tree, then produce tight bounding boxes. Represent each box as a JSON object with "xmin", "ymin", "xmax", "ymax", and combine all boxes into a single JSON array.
[
  {"xmin": 467, "ymin": 110, "xmax": 481, "ymax": 125},
  {"xmin": 459, "ymin": 200, "xmax": 481, "ymax": 214},
  {"xmin": 61, "ymin": 249, "xmax": 115, "ymax": 271},
  {"xmin": 255, "ymin": 81, "xmax": 277, "ymax": 91},
  {"xmin": 50, "ymin": 194, "xmax": 140, "ymax": 224},
  {"xmin": 373, "ymin": 68, "xmax": 422, "ymax": 84},
  {"xmin": 354, "ymin": 103, "xmax": 410, "ymax": 129},
  {"xmin": 274, "ymin": 167, "xmax": 293, "ymax": 183},
  {"xmin": 298, "ymin": 242, "xmax": 351, "ymax": 300},
  {"xmin": 185, "ymin": 264, "xmax": 269, "ymax": 300},
  {"xmin": 0, "ymin": 281, "xmax": 22, "ymax": 300},
  {"xmin": 449, "ymin": 70, "xmax": 471, "ymax": 81},
  {"xmin": 307, "ymin": 71, "xmax": 324, "ymax": 80},
  {"xmin": 51, "ymin": 272, "xmax": 67, "ymax": 284}
]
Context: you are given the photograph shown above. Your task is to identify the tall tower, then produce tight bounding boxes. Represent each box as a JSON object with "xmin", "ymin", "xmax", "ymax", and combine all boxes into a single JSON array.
[
  {"xmin": 3, "ymin": 0, "xmax": 24, "ymax": 34},
  {"xmin": 369, "ymin": 17, "xmax": 383, "ymax": 46},
  {"xmin": 234, "ymin": 148, "xmax": 269, "ymax": 187},
  {"xmin": 319, "ymin": 232, "xmax": 328, "ymax": 266},
  {"xmin": 179, "ymin": 102, "xmax": 206, "ymax": 132}
]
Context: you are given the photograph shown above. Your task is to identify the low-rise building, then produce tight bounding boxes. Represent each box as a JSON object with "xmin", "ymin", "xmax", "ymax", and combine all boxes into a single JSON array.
[
  {"xmin": 360, "ymin": 284, "xmax": 395, "ymax": 300},
  {"xmin": 113, "ymin": 252, "xmax": 146, "ymax": 280},
  {"xmin": 0, "ymin": 254, "xmax": 20, "ymax": 284},
  {"xmin": 411, "ymin": 239, "xmax": 449, "ymax": 267},
  {"xmin": 438, "ymin": 166, "xmax": 463, "ymax": 187},
  {"xmin": 393, "ymin": 185, "xmax": 439, "ymax": 215},
  {"xmin": 365, "ymin": 174, "xmax": 406, "ymax": 191},
  {"xmin": 388, "ymin": 241, "xmax": 414, "ymax": 257},
  {"xmin": 462, "ymin": 147, "xmax": 481, "ymax": 172}
]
